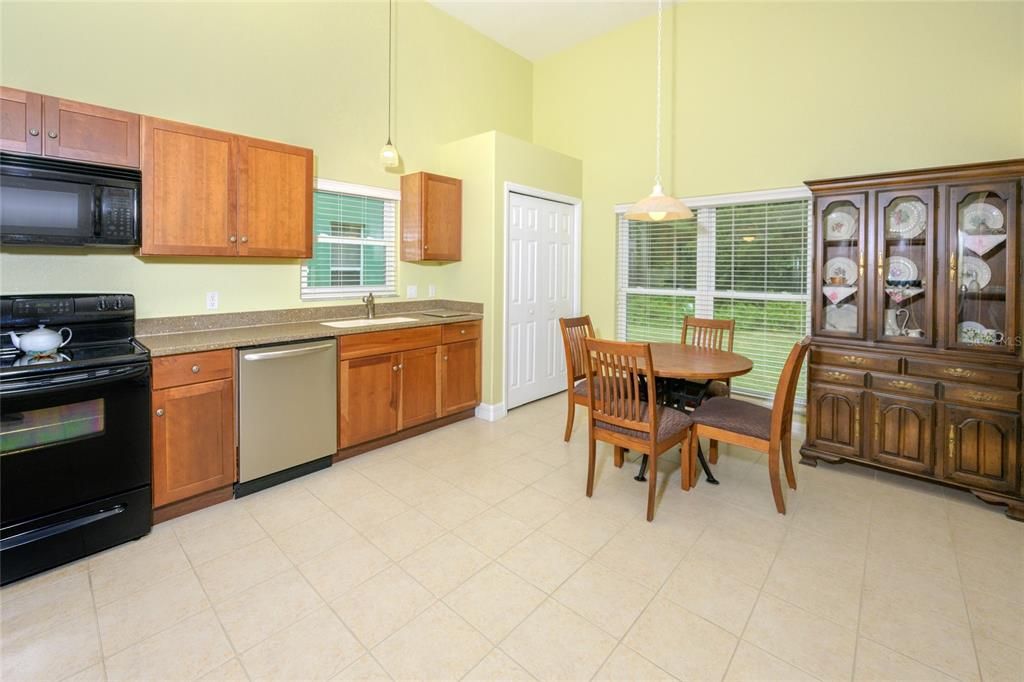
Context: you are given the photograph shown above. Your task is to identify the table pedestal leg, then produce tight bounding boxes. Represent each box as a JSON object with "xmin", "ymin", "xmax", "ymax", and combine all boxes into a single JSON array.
[{"xmin": 634, "ymin": 380, "xmax": 719, "ymax": 484}]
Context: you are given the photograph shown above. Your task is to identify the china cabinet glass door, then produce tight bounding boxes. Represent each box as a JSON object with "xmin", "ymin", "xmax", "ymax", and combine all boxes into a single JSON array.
[
  {"xmin": 815, "ymin": 194, "xmax": 866, "ymax": 339},
  {"xmin": 948, "ymin": 182, "xmax": 1019, "ymax": 354},
  {"xmin": 875, "ymin": 188, "xmax": 935, "ymax": 345}
]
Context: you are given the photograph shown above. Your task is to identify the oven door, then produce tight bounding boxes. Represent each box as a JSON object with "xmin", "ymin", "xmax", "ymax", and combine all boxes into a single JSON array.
[
  {"xmin": 0, "ymin": 172, "xmax": 98, "ymax": 245},
  {"xmin": 0, "ymin": 364, "xmax": 152, "ymax": 582}
]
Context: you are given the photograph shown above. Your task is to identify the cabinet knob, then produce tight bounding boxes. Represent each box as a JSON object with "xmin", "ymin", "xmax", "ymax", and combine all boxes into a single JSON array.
[
  {"xmin": 191, "ymin": 365, "xmax": 200, "ymax": 374},
  {"xmin": 155, "ymin": 408, "xmax": 165, "ymax": 417},
  {"xmin": 229, "ymin": 235, "xmax": 237, "ymax": 243},
  {"xmin": 392, "ymin": 365, "xmax": 399, "ymax": 371},
  {"xmin": 460, "ymin": 329, "xmax": 466, "ymax": 335},
  {"xmin": 240, "ymin": 236, "xmax": 248, "ymax": 243},
  {"xmin": 28, "ymin": 128, "xmax": 39, "ymax": 137},
  {"xmin": 46, "ymin": 130, "xmax": 57, "ymax": 139},
  {"xmin": 443, "ymin": 355, "xmax": 448, "ymax": 361}
]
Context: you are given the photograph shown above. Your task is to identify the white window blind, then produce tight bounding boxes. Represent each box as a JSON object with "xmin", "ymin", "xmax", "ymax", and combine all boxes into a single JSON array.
[
  {"xmin": 617, "ymin": 194, "xmax": 811, "ymax": 403},
  {"xmin": 301, "ymin": 186, "xmax": 397, "ymax": 300}
]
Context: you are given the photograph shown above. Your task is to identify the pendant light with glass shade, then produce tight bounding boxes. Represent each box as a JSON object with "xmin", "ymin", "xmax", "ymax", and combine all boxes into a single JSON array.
[
  {"xmin": 625, "ymin": 0, "xmax": 692, "ymax": 222},
  {"xmin": 379, "ymin": 0, "xmax": 400, "ymax": 169}
]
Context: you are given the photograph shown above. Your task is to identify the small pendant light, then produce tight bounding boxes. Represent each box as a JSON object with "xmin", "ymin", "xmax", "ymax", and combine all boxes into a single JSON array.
[
  {"xmin": 379, "ymin": 0, "xmax": 400, "ymax": 169},
  {"xmin": 625, "ymin": 0, "xmax": 692, "ymax": 222}
]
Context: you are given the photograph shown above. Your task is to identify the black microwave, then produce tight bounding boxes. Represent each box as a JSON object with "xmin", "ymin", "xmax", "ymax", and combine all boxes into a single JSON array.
[{"xmin": 0, "ymin": 153, "xmax": 140, "ymax": 247}]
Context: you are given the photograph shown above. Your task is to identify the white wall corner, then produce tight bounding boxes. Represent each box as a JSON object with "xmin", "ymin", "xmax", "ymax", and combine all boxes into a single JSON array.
[{"xmin": 475, "ymin": 402, "xmax": 507, "ymax": 422}]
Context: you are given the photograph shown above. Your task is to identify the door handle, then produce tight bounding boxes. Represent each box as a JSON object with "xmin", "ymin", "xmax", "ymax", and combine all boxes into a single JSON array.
[{"xmin": 242, "ymin": 343, "xmax": 334, "ymax": 361}]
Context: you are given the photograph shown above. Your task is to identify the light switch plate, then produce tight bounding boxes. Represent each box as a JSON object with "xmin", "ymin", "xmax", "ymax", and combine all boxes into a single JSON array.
[
  {"xmin": 205, "ymin": 291, "xmax": 219, "ymax": 310},
  {"xmin": 406, "ymin": 285, "xmax": 418, "ymax": 298},
  {"xmin": 428, "ymin": 284, "xmax": 436, "ymax": 297}
]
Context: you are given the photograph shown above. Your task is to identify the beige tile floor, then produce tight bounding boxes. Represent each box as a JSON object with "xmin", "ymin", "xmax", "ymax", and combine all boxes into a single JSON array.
[{"xmin": 2, "ymin": 393, "xmax": 1022, "ymax": 681}]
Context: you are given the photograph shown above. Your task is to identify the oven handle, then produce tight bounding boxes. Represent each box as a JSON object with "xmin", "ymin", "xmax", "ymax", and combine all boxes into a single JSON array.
[
  {"xmin": 1, "ymin": 363, "xmax": 149, "ymax": 397},
  {"xmin": 0, "ymin": 504, "xmax": 125, "ymax": 551},
  {"xmin": 93, "ymin": 186, "xmax": 103, "ymax": 237}
]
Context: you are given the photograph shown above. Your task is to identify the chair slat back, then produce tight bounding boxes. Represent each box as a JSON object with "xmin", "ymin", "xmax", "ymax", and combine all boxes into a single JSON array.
[
  {"xmin": 681, "ymin": 316, "xmax": 735, "ymax": 352},
  {"xmin": 583, "ymin": 337, "xmax": 657, "ymax": 440},
  {"xmin": 560, "ymin": 315, "xmax": 595, "ymax": 384},
  {"xmin": 770, "ymin": 336, "xmax": 812, "ymax": 442}
]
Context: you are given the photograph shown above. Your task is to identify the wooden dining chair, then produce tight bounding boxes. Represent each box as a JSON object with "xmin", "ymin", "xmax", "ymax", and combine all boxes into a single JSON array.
[
  {"xmin": 681, "ymin": 316, "xmax": 736, "ymax": 400},
  {"xmin": 583, "ymin": 337, "xmax": 693, "ymax": 521},
  {"xmin": 559, "ymin": 315, "xmax": 596, "ymax": 441},
  {"xmin": 684, "ymin": 336, "xmax": 810, "ymax": 515}
]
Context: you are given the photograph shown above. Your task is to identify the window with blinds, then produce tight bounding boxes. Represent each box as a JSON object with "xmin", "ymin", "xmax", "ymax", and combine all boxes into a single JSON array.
[
  {"xmin": 617, "ymin": 195, "xmax": 811, "ymax": 403},
  {"xmin": 301, "ymin": 187, "xmax": 397, "ymax": 300}
]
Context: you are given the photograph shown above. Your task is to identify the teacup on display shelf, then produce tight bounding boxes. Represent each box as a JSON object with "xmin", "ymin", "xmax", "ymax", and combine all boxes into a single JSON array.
[{"xmin": 957, "ymin": 321, "xmax": 1004, "ymax": 346}]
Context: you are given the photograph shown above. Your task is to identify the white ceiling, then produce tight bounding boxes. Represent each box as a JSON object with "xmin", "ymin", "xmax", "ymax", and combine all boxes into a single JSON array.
[{"xmin": 426, "ymin": 1, "xmax": 661, "ymax": 61}]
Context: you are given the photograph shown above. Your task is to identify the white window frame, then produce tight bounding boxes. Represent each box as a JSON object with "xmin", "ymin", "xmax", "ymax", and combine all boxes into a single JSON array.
[
  {"xmin": 615, "ymin": 186, "xmax": 813, "ymax": 401},
  {"xmin": 300, "ymin": 178, "xmax": 401, "ymax": 301}
]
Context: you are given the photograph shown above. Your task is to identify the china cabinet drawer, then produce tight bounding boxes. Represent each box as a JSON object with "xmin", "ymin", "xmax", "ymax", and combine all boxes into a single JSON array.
[
  {"xmin": 870, "ymin": 373, "xmax": 936, "ymax": 399},
  {"xmin": 153, "ymin": 349, "xmax": 234, "ymax": 389},
  {"xmin": 943, "ymin": 385, "xmax": 1020, "ymax": 412},
  {"xmin": 811, "ymin": 366, "xmax": 867, "ymax": 387},
  {"xmin": 811, "ymin": 349, "xmax": 899, "ymax": 373},
  {"xmin": 905, "ymin": 358, "xmax": 1020, "ymax": 390}
]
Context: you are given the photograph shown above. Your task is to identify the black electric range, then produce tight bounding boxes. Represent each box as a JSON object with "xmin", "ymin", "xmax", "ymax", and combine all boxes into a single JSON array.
[{"xmin": 0, "ymin": 294, "xmax": 153, "ymax": 585}]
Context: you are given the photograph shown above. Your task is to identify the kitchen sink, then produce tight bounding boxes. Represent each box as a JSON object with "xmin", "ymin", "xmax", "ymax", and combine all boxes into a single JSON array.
[{"xmin": 320, "ymin": 316, "xmax": 418, "ymax": 329}]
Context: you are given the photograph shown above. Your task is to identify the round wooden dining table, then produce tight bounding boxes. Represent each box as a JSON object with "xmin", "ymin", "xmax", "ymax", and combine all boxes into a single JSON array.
[{"xmin": 632, "ymin": 343, "xmax": 754, "ymax": 484}]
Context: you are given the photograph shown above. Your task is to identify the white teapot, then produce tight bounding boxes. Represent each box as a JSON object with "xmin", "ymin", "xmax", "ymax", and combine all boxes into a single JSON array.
[{"xmin": 8, "ymin": 325, "xmax": 73, "ymax": 356}]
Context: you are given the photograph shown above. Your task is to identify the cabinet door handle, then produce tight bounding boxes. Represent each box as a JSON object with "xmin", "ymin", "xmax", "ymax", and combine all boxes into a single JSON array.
[
  {"xmin": 28, "ymin": 128, "xmax": 39, "ymax": 137},
  {"xmin": 443, "ymin": 355, "xmax": 448, "ymax": 361},
  {"xmin": 392, "ymin": 365, "xmax": 399, "ymax": 371},
  {"xmin": 46, "ymin": 130, "xmax": 57, "ymax": 139},
  {"xmin": 947, "ymin": 424, "xmax": 955, "ymax": 460},
  {"xmin": 229, "ymin": 235, "xmax": 237, "ymax": 243},
  {"xmin": 240, "ymin": 236, "xmax": 248, "ymax": 243},
  {"xmin": 949, "ymin": 252, "xmax": 957, "ymax": 284},
  {"xmin": 155, "ymin": 408, "xmax": 165, "ymax": 417}
]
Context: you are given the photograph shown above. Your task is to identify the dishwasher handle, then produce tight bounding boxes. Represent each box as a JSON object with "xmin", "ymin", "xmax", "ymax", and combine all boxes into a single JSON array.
[{"xmin": 242, "ymin": 342, "xmax": 335, "ymax": 362}]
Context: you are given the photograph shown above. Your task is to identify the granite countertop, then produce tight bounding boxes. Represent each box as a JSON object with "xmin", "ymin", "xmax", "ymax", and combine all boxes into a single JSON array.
[{"xmin": 136, "ymin": 300, "xmax": 483, "ymax": 357}]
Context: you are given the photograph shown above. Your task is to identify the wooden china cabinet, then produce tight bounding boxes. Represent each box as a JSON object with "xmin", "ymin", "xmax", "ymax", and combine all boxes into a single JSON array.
[{"xmin": 801, "ymin": 159, "xmax": 1024, "ymax": 521}]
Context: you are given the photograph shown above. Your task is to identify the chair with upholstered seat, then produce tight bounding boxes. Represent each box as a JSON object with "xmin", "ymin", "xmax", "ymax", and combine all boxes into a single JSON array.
[
  {"xmin": 559, "ymin": 315, "xmax": 596, "ymax": 441},
  {"xmin": 684, "ymin": 336, "xmax": 810, "ymax": 515},
  {"xmin": 583, "ymin": 337, "xmax": 693, "ymax": 521},
  {"xmin": 681, "ymin": 316, "xmax": 736, "ymax": 400}
]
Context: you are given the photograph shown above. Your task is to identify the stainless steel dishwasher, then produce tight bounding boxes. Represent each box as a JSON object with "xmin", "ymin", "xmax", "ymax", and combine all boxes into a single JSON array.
[{"xmin": 236, "ymin": 338, "xmax": 337, "ymax": 496}]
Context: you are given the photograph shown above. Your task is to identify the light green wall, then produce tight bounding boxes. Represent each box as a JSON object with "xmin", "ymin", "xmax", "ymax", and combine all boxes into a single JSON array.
[
  {"xmin": 532, "ymin": 1, "xmax": 1024, "ymax": 338},
  {"xmin": 438, "ymin": 131, "xmax": 582, "ymax": 404},
  {"xmin": 0, "ymin": 0, "xmax": 533, "ymax": 318}
]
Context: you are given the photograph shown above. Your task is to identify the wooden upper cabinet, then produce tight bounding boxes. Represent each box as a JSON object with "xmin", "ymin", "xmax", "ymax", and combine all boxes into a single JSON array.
[
  {"xmin": 42, "ymin": 96, "xmax": 140, "ymax": 168},
  {"xmin": 401, "ymin": 172, "xmax": 462, "ymax": 262},
  {"xmin": 141, "ymin": 117, "xmax": 236, "ymax": 257},
  {"xmin": 0, "ymin": 87, "xmax": 42, "ymax": 155},
  {"xmin": 1, "ymin": 88, "xmax": 138, "ymax": 166},
  {"xmin": 236, "ymin": 136, "xmax": 313, "ymax": 258}
]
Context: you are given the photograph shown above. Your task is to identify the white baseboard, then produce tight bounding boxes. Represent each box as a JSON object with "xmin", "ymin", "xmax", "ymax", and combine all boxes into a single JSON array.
[{"xmin": 475, "ymin": 402, "xmax": 507, "ymax": 422}]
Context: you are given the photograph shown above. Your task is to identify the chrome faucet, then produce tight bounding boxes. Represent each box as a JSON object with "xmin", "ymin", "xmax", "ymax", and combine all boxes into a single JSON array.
[{"xmin": 362, "ymin": 292, "xmax": 376, "ymax": 319}]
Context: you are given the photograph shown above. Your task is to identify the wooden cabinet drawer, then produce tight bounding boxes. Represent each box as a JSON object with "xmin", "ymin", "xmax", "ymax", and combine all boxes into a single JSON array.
[
  {"xmin": 811, "ymin": 366, "xmax": 867, "ymax": 387},
  {"xmin": 870, "ymin": 373, "xmax": 936, "ymax": 399},
  {"xmin": 943, "ymin": 385, "xmax": 1020, "ymax": 412},
  {"xmin": 153, "ymin": 349, "xmax": 234, "ymax": 390},
  {"xmin": 443, "ymin": 321, "xmax": 481, "ymax": 343},
  {"xmin": 811, "ymin": 349, "xmax": 899, "ymax": 373},
  {"xmin": 339, "ymin": 325, "xmax": 443, "ymax": 360},
  {"xmin": 906, "ymin": 358, "xmax": 1020, "ymax": 390}
]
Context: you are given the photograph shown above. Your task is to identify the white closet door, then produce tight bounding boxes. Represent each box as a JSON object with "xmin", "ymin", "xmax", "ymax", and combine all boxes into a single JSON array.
[{"xmin": 507, "ymin": 192, "xmax": 576, "ymax": 409}]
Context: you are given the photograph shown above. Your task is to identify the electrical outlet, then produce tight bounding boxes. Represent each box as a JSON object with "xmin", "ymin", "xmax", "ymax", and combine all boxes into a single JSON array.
[
  {"xmin": 406, "ymin": 284, "xmax": 418, "ymax": 298},
  {"xmin": 205, "ymin": 291, "xmax": 219, "ymax": 310},
  {"xmin": 428, "ymin": 284, "xmax": 436, "ymax": 297}
]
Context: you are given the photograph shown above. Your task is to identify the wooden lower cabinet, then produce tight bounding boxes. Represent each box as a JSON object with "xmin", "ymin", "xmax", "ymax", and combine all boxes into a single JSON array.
[
  {"xmin": 338, "ymin": 322, "xmax": 481, "ymax": 449},
  {"xmin": 152, "ymin": 377, "xmax": 235, "ymax": 508},
  {"xmin": 868, "ymin": 392, "xmax": 935, "ymax": 476},
  {"xmin": 442, "ymin": 339, "xmax": 481, "ymax": 415},
  {"xmin": 806, "ymin": 383, "xmax": 863, "ymax": 458},
  {"xmin": 339, "ymin": 353, "xmax": 400, "ymax": 448},
  {"xmin": 941, "ymin": 405, "xmax": 1020, "ymax": 495}
]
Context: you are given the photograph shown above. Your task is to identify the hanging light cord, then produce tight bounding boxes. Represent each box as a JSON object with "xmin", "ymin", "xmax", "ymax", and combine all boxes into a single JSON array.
[
  {"xmin": 386, "ymin": 0, "xmax": 393, "ymax": 144},
  {"xmin": 654, "ymin": 0, "xmax": 663, "ymax": 188}
]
